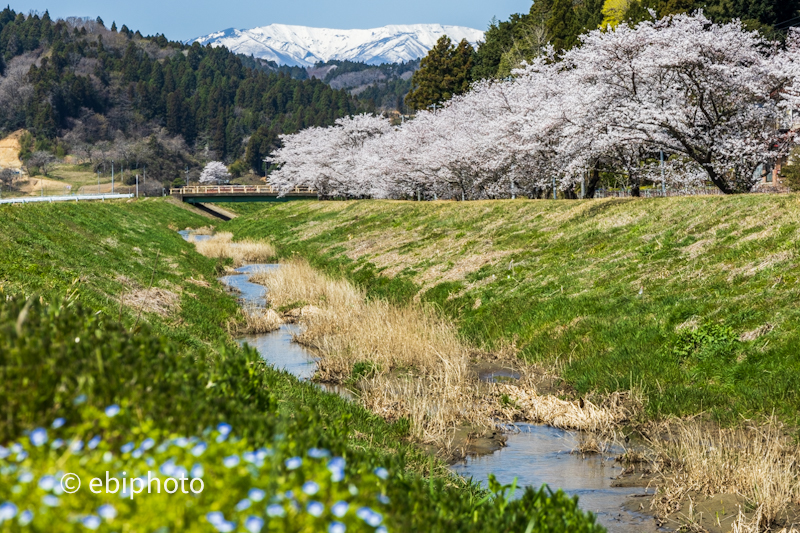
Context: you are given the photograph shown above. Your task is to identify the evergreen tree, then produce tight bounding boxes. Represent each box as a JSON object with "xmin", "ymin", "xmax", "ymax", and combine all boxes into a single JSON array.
[
  {"xmin": 405, "ymin": 36, "xmax": 475, "ymax": 110},
  {"xmin": 548, "ymin": 0, "xmax": 580, "ymax": 50},
  {"xmin": 110, "ymin": 21, "xmax": 117, "ymax": 32}
]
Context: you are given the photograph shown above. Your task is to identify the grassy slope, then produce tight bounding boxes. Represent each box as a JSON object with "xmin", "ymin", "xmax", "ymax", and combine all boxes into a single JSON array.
[
  {"xmin": 223, "ymin": 196, "xmax": 800, "ymax": 427},
  {"xmin": 0, "ymin": 198, "xmax": 604, "ymax": 530},
  {"xmin": 0, "ymin": 198, "xmax": 421, "ymax": 458}
]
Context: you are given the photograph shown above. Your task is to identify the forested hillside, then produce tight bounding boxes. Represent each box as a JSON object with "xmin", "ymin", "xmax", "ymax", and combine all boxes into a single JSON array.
[{"xmin": 0, "ymin": 8, "xmax": 360, "ymax": 182}]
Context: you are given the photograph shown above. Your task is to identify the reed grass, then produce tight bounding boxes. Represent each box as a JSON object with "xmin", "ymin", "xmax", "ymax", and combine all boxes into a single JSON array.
[
  {"xmin": 251, "ymin": 259, "xmax": 632, "ymax": 450},
  {"xmin": 190, "ymin": 232, "xmax": 275, "ymax": 266},
  {"xmin": 650, "ymin": 418, "xmax": 800, "ymax": 528}
]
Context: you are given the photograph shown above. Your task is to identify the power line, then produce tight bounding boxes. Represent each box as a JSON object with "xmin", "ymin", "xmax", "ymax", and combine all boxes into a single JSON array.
[{"xmin": 774, "ymin": 14, "xmax": 800, "ymax": 29}]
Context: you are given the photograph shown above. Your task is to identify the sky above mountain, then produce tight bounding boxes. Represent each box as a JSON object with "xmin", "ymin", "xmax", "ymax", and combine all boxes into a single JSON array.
[{"xmin": 6, "ymin": 0, "xmax": 533, "ymax": 42}]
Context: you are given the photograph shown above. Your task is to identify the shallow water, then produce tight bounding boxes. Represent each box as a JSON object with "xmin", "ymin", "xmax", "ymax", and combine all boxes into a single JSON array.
[
  {"xmin": 177, "ymin": 239, "xmax": 660, "ymax": 530},
  {"xmin": 451, "ymin": 424, "xmax": 661, "ymax": 532}
]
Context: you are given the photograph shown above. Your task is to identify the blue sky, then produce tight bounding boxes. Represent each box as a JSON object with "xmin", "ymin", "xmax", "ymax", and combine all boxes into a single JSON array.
[{"xmin": 6, "ymin": 0, "xmax": 533, "ymax": 41}]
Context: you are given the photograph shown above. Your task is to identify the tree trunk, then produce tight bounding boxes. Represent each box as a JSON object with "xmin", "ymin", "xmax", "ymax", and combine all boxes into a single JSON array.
[{"xmin": 584, "ymin": 164, "xmax": 601, "ymax": 198}]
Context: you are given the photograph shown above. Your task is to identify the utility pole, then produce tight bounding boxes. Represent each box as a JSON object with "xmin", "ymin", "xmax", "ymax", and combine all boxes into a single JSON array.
[
  {"xmin": 185, "ymin": 166, "xmax": 189, "ymax": 188},
  {"xmin": 111, "ymin": 161, "xmax": 115, "ymax": 194},
  {"xmin": 581, "ymin": 169, "xmax": 586, "ymax": 199},
  {"xmin": 552, "ymin": 176, "xmax": 556, "ymax": 200},
  {"xmin": 660, "ymin": 150, "xmax": 665, "ymax": 196},
  {"xmin": 136, "ymin": 175, "xmax": 139, "ymax": 198}
]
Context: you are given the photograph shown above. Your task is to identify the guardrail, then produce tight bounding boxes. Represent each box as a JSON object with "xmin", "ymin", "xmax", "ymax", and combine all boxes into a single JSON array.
[
  {"xmin": 170, "ymin": 186, "xmax": 315, "ymax": 195},
  {"xmin": 0, "ymin": 194, "xmax": 135, "ymax": 205}
]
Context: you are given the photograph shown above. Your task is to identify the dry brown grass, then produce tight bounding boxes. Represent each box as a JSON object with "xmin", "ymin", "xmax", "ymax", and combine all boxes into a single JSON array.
[
  {"xmin": 232, "ymin": 306, "xmax": 283, "ymax": 335},
  {"xmin": 186, "ymin": 226, "xmax": 215, "ymax": 236},
  {"xmin": 650, "ymin": 418, "xmax": 800, "ymax": 528},
  {"xmin": 190, "ymin": 232, "xmax": 276, "ymax": 266},
  {"xmin": 116, "ymin": 275, "xmax": 180, "ymax": 317},
  {"xmin": 250, "ymin": 259, "xmax": 633, "ymax": 451}
]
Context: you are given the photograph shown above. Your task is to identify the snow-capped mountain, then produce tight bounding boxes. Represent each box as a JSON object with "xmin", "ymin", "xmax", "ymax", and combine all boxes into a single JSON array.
[{"xmin": 188, "ymin": 24, "xmax": 485, "ymax": 67}]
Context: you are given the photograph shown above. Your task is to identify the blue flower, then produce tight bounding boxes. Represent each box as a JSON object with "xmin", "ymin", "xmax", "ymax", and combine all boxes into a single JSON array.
[
  {"xmin": 38, "ymin": 475, "xmax": 56, "ymax": 491},
  {"xmin": 302, "ymin": 481, "xmax": 320, "ymax": 496},
  {"xmin": 120, "ymin": 442, "xmax": 134, "ymax": 454},
  {"xmin": 52, "ymin": 418, "xmax": 66, "ymax": 429},
  {"xmin": 17, "ymin": 471, "xmax": 33, "ymax": 483},
  {"xmin": 191, "ymin": 464, "xmax": 204, "ymax": 478},
  {"xmin": 206, "ymin": 511, "xmax": 224, "ymax": 526},
  {"xmin": 145, "ymin": 457, "xmax": 155, "ymax": 467},
  {"xmin": 217, "ymin": 423, "xmax": 232, "ymax": 436},
  {"xmin": 308, "ymin": 447, "xmax": 330, "ymax": 458},
  {"xmin": 191, "ymin": 442, "xmax": 207, "ymax": 457},
  {"xmin": 329, "ymin": 522, "xmax": 346, "ymax": 533},
  {"xmin": 73, "ymin": 394, "xmax": 87, "ymax": 405},
  {"xmin": 331, "ymin": 501, "xmax": 349, "ymax": 518},
  {"xmin": 51, "ymin": 439, "xmax": 64, "ymax": 450},
  {"xmin": 18, "ymin": 510, "xmax": 33, "ymax": 526},
  {"xmin": 357, "ymin": 507, "xmax": 383, "ymax": 527},
  {"xmin": 0, "ymin": 502, "xmax": 18, "ymax": 521},
  {"xmin": 377, "ymin": 494, "xmax": 390, "ymax": 505},
  {"xmin": 235, "ymin": 499, "xmax": 251, "ymax": 512},
  {"xmin": 242, "ymin": 451, "xmax": 257, "ymax": 464},
  {"xmin": 131, "ymin": 449, "xmax": 143, "ymax": 459},
  {"xmin": 15, "ymin": 451, "xmax": 28, "ymax": 462},
  {"xmin": 82, "ymin": 515, "xmax": 101, "ymax": 530},
  {"xmin": 175, "ymin": 437, "xmax": 189, "ymax": 448},
  {"xmin": 29, "ymin": 428, "xmax": 47, "ymax": 447},
  {"xmin": 88, "ymin": 436, "xmax": 102, "ymax": 450},
  {"xmin": 97, "ymin": 504, "xmax": 117, "ymax": 520},
  {"xmin": 266, "ymin": 504, "xmax": 285, "ymax": 517},
  {"xmin": 104, "ymin": 404, "xmax": 120, "ymax": 417},
  {"xmin": 256, "ymin": 448, "xmax": 273, "ymax": 460},
  {"xmin": 69, "ymin": 440, "xmax": 84, "ymax": 453},
  {"xmin": 247, "ymin": 488, "xmax": 265, "ymax": 502},
  {"xmin": 328, "ymin": 457, "xmax": 346, "ymax": 480},
  {"xmin": 307, "ymin": 501, "xmax": 324, "ymax": 517},
  {"xmin": 0, "ymin": 446, "xmax": 8, "ymax": 459},
  {"xmin": 141, "ymin": 438, "xmax": 155, "ymax": 450},
  {"xmin": 285, "ymin": 457, "xmax": 302, "ymax": 470},
  {"xmin": 223, "ymin": 455, "xmax": 240, "ymax": 468},
  {"xmin": 376, "ymin": 527, "xmax": 388, "ymax": 533},
  {"xmin": 160, "ymin": 461, "xmax": 176, "ymax": 477},
  {"xmin": 42, "ymin": 495, "xmax": 60, "ymax": 507},
  {"xmin": 244, "ymin": 515, "xmax": 264, "ymax": 533},
  {"xmin": 373, "ymin": 467, "xmax": 389, "ymax": 480}
]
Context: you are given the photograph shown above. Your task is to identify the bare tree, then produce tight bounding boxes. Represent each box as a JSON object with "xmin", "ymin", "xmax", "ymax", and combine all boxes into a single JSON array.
[
  {"xmin": 29, "ymin": 151, "xmax": 57, "ymax": 176},
  {"xmin": 0, "ymin": 168, "xmax": 17, "ymax": 189}
]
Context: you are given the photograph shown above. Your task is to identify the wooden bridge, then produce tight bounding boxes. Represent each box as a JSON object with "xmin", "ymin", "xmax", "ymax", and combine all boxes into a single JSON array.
[{"xmin": 170, "ymin": 185, "xmax": 317, "ymax": 204}]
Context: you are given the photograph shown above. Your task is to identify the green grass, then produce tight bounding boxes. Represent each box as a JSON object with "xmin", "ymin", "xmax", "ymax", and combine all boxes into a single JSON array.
[
  {"xmin": 222, "ymin": 196, "xmax": 800, "ymax": 428},
  {"xmin": 0, "ymin": 198, "xmax": 603, "ymax": 531}
]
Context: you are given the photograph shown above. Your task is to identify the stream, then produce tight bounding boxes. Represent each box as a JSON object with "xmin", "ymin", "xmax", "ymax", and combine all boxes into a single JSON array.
[{"xmin": 178, "ymin": 236, "xmax": 663, "ymax": 531}]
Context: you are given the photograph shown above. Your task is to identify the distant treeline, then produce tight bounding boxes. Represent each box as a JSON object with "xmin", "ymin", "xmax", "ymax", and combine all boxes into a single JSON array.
[{"xmin": 0, "ymin": 8, "xmax": 360, "ymax": 174}]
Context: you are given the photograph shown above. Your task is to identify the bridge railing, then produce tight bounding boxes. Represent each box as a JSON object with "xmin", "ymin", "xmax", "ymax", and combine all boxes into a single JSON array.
[{"xmin": 170, "ymin": 185, "xmax": 316, "ymax": 195}]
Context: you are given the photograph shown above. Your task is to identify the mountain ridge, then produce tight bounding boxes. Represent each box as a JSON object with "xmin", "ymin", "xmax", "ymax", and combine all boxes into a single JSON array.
[{"xmin": 188, "ymin": 23, "xmax": 485, "ymax": 67}]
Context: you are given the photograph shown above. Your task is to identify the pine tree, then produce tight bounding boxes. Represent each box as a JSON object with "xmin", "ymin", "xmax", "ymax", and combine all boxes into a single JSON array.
[
  {"xmin": 110, "ymin": 21, "xmax": 117, "ymax": 32},
  {"xmin": 405, "ymin": 36, "xmax": 475, "ymax": 110},
  {"xmin": 547, "ymin": 0, "xmax": 579, "ymax": 50}
]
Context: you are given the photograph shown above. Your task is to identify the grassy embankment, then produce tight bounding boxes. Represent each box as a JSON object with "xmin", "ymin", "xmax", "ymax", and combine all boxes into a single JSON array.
[
  {"xmin": 0, "ymin": 198, "xmax": 603, "ymax": 532},
  {"xmin": 222, "ymin": 196, "xmax": 800, "ymax": 529},
  {"xmin": 224, "ymin": 196, "xmax": 800, "ymax": 427}
]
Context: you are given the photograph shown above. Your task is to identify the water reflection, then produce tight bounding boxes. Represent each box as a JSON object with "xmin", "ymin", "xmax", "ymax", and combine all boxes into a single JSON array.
[{"xmin": 451, "ymin": 424, "xmax": 660, "ymax": 533}]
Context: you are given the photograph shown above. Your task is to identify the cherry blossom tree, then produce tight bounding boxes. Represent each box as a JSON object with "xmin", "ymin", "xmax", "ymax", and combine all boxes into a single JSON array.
[
  {"xmin": 269, "ymin": 12, "xmax": 791, "ymax": 199},
  {"xmin": 199, "ymin": 161, "xmax": 231, "ymax": 184}
]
